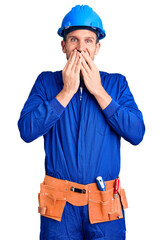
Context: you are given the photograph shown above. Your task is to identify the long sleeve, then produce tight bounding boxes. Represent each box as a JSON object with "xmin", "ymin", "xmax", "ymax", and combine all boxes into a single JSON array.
[
  {"xmin": 18, "ymin": 72, "xmax": 65, "ymax": 143},
  {"xmin": 102, "ymin": 75, "xmax": 145, "ymax": 145}
]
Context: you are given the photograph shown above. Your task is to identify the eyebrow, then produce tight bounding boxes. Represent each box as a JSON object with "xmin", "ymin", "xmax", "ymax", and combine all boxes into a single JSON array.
[{"xmin": 67, "ymin": 36, "xmax": 95, "ymax": 40}]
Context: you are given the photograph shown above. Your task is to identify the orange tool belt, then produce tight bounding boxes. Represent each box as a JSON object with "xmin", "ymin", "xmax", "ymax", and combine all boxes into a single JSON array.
[{"xmin": 38, "ymin": 175, "xmax": 128, "ymax": 224}]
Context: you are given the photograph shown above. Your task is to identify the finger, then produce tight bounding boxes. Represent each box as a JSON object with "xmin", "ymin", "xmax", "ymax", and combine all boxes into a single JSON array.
[
  {"xmin": 63, "ymin": 51, "xmax": 73, "ymax": 71},
  {"xmin": 81, "ymin": 51, "xmax": 94, "ymax": 70},
  {"xmin": 80, "ymin": 54, "xmax": 90, "ymax": 73},
  {"xmin": 72, "ymin": 52, "xmax": 80, "ymax": 71},
  {"xmin": 63, "ymin": 50, "xmax": 76, "ymax": 71},
  {"xmin": 80, "ymin": 64, "xmax": 87, "ymax": 78},
  {"xmin": 67, "ymin": 49, "xmax": 77, "ymax": 70},
  {"xmin": 75, "ymin": 55, "xmax": 82, "ymax": 73}
]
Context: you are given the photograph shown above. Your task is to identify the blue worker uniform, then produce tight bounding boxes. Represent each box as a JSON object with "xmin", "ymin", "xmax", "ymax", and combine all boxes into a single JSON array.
[{"xmin": 18, "ymin": 70, "xmax": 145, "ymax": 239}]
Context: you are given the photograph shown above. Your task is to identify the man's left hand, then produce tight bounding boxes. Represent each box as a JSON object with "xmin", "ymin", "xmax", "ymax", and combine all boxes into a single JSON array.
[
  {"xmin": 80, "ymin": 50, "xmax": 112, "ymax": 110},
  {"xmin": 80, "ymin": 51, "xmax": 103, "ymax": 95}
]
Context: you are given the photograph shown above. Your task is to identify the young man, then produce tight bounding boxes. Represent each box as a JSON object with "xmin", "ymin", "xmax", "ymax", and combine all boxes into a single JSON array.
[{"xmin": 18, "ymin": 5, "xmax": 145, "ymax": 240}]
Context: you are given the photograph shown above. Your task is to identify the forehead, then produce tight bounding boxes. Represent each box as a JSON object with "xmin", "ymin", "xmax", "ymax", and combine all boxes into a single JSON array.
[{"xmin": 66, "ymin": 29, "xmax": 96, "ymax": 39}]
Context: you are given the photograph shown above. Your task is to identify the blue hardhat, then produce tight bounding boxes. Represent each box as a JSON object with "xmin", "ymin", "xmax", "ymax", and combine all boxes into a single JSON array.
[{"xmin": 57, "ymin": 5, "xmax": 106, "ymax": 40}]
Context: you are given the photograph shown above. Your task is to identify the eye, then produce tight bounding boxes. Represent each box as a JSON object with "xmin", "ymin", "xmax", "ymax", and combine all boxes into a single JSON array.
[
  {"xmin": 86, "ymin": 39, "xmax": 93, "ymax": 43},
  {"xmin": 71, "ymin": 38, "xmax": 78, "ymax": 42}
]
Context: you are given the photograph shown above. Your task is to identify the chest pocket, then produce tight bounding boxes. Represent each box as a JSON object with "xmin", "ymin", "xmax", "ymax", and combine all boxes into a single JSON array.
[{"xmin": 96, "ymin": 107, "xmax": 110, "ymax": 136}]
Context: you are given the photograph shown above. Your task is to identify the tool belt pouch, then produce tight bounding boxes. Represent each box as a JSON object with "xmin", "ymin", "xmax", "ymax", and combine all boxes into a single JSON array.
[
  {"xmin": 88, "ymin": 187, "xmax": 128, "ymax": 224},
  {"xmin": 38, "ymin": 183, "xmax": 66, "ymax": 222}
]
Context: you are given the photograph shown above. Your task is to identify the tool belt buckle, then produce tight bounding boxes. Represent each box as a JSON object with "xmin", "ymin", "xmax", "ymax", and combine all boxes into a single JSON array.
[{"xmin": 71, "ymin": 187, "xmax": 86, "ymax": 194}]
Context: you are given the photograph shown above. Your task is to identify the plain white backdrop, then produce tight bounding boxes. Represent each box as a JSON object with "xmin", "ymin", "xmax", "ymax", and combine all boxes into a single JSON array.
[{"xmin": 1, "ymin": 0, "xmax": 163, "ymax": 239}]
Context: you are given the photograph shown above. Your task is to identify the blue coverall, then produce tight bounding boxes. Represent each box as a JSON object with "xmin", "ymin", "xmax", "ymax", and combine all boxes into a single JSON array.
[{"xmin": 18, "ymin": 71, "xmax": 145, "ymax": 239}]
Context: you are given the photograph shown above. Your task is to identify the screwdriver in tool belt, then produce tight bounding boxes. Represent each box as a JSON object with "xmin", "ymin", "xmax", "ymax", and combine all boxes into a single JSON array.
[
  {"xmin": 96, "ymin": 176, "xmax": 106, "ymax": 191},
  {"xmin": 114, "ymin": 179, "xmax": 120, "ymax": 198}
]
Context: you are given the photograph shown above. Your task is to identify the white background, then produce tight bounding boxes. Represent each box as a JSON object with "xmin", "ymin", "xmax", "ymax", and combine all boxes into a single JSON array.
[{"xmin": 1, "ymin": 0, "xmax": 163, "ymax": 239}]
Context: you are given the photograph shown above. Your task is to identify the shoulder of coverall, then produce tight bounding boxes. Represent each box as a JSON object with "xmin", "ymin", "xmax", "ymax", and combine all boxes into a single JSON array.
[
  {"xmin": 36, "ymin": 71, "xmax": 63, "ymax": 85},
  {"xmin": 99, "ymin": 71, "xmax": 126, "ymax": 85}
]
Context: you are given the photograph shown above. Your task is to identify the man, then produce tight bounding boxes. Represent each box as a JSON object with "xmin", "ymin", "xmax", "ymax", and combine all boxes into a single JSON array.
[{"xmin": 18, "ymin": 5, "xmax": 145, "ymax": 240}]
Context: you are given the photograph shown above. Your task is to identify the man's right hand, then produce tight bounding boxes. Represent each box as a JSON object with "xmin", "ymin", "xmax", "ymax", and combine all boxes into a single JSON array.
[
  {"xmin": 62, "ymin": 49, "xmax": 81, "ymax": 95},
  {"xmin": 56, "ymin": 49, "xmax": 81, "ymax": 108}
]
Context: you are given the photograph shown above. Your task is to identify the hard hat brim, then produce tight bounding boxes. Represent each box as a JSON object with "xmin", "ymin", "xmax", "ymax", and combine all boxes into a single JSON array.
[{"xmin": 58, "ymin": 25, "xmax": 106, "ymax": 40}]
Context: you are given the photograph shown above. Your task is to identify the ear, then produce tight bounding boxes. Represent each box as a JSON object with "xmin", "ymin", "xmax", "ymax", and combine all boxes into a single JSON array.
[
  {"xmin": 95, "ymin": 42, "xmax": 101, "ymax": 55},
  {"xmin": 61, "ymin": 40, "xmax": 66, "ymax": 53}
]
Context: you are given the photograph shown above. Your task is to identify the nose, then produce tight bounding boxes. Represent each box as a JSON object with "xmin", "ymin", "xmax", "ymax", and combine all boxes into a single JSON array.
[{"xmin": 76, "ymin": 40, "xmax": 85, "ymax": 52}]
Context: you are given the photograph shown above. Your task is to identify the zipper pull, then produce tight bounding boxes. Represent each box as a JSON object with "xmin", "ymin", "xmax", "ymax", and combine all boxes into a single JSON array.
[{"xmin": 80, "ymin": 86, "xmax": 83, "ymax": 101}]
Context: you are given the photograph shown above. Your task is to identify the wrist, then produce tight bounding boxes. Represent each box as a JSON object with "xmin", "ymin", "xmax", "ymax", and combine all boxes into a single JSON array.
[
  {"xmin": 56, "ymin": 88, "xmax": 75, "ymax": 108},
  {"xmin": 62, "ymin": 88, "xmax": 75, "ymax": 98},
  {"xmin": 94, "ymin": 86, "xmax": 112, "ymax": 110},
  {"xmin": 93, "ymin": 85, "xmax": 105, "ymax": 98}
]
